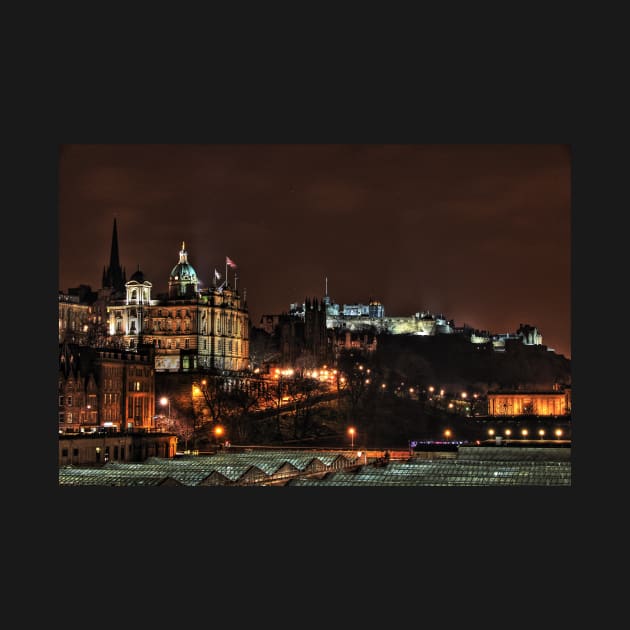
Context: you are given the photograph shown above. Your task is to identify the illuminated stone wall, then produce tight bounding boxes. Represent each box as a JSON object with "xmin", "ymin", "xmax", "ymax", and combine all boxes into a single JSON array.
[
  {"xmin": 487, "ymin": 392, "xmax": 568, "ymax": 416},
  {"xmin": 326, "ymin": 315, "xmax": 436, "ymax": 335}
]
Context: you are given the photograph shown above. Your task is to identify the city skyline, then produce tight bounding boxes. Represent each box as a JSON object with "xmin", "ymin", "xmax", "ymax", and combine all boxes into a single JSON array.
[{"xmin": 59, "ymin": 144, "xmax": 571, "ymax": 357}]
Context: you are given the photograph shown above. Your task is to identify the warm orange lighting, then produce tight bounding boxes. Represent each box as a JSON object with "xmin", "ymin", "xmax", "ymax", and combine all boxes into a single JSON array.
[
  {"xmin": 381, "ymin": 383, "xmax": 386, "ymax": 389},
  {"xmin": 444, "ymin": 429, "xmax": 452, "ymax": 438},
  {"xmin": 201, "ymin": 379, "xmax": 207, "ymax": 386},
  {"xmin": 505, "ymin": 429, "xmax": 512, "ymax": 436},
  {"xmin": 555, "ymin": 428, "xmax": 563, "ymax": 438},
  {"xmin": 214, "ymin": 426, "xmax": 224, "ymax": 437},
  {"xmin": 521, "ymin": 429, "xmax": 528, "ymax": 437},
  {"xmin": 488, "ymin": 429, "xmax": 495, "ymax": 436},
  {"xmin": 448, "ymin": 403, "xmax": 454, "ymax": 409},
  {"xmin": 428, "ymin": 386, "xmax": 435, "ymax": 393},
  {"xmin": 538, "ymin": 429, "xmax": 545, "ymax": 437},
  {"xmin": 348, "ymin": 427, "xmax": 356, "ymax": 449},
  {"xmin": 160, "ymin": 397, "xmax": 168, "ymax": 407},
  {"xmin": 461, "ymin": 392, "xmax": 467, "ymax": 399},
  {"xmin": 409, "ymin": 388, "xmax": 414, "ymax": 393}
]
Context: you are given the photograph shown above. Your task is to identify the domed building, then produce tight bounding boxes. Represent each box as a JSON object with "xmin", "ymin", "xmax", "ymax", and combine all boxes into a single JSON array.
[
  {"xmin": 106, "ymin": 241, "xmax": 249, "ymax": 373},
  {"xmin": 168, "ymin": 242, "xmax": 198, "ymax": 299}
]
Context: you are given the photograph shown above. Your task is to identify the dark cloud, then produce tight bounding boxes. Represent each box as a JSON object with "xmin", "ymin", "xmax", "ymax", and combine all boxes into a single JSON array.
[{"xmin": 59, "ymin": 144, "xmax": 571, "ymax": 358}]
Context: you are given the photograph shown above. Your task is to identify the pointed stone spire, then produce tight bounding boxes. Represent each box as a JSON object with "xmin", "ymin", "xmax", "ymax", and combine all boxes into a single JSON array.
[
  {"xmin": 102, "ymin": 218, "xmax": 125, "ymax": 295},
  {"xmin": 110, "ymin": 218, "xmax": 120, "ymax": 270}
]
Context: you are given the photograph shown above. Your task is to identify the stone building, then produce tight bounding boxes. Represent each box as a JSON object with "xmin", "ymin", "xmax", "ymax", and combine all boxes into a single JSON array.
[
  {"xmin": 58, "ymin": 343, "xmax": 156, "ymax": 433},
  {"xmin": 487, "ymin": 387, "xmax": 571, "ymax": 417},
  {"xmin": 106, "ymin": 241, "xmax": 249, "ymax": 373}
]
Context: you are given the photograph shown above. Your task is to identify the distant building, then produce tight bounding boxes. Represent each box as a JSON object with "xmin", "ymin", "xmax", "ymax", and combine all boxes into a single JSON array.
[
  {"xmin": 487, "ymin": 388, "xmax": 571, "ymax": 416},
  {"xmin": 331, "ymin": 329, "xmax": 378, "ymax": 358},
  {"xmin": 280, "ymin": 280, "xmax": 552, "ymax": 357}
]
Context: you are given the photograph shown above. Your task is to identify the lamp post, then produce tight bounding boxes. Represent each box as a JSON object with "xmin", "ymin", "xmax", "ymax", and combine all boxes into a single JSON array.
[
  {"xmin": 159, "ymin": 396, "xmax": 170, "ymax": 431},
  {"xmin": 214, "ymin": 425, "xmax": 224, "ymax": 451},
  {"xmin": 348, "ymin": 427, "xmax": 356, "ymax": 450}
]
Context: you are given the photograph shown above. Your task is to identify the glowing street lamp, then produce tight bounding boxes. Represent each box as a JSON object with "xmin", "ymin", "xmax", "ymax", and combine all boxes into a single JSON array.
[
  {"xmin": 348, "ymin": 427, "xmax": 356, "ymax": 449},
  {"xmin": 538, "ymin": 429, "xmax": 545, "ymax": 439},
  {"xmin": 488, "ymin": 428, "xmax": 495, "ymax": 436},
  {"xmin": 214, "ymin": 425, "xmax": 225, "ymax": 449},
  {"xmin": 555, "ymin": 428, "xmax": 563, "ymax": 439},
  {"xmin": 505, "ymin": 429, "xmax": 512, "ymax": 437},
  {"xmin": 444, "ymin": 429, "xmax": 452, "ymax": 439},
  {"xmin": 159, "ymin": 396, "xmax": 171, "ymax": 429},
  {"xmin": 521, "ymin": 428, "xmax": 529, "ymax": 438}
]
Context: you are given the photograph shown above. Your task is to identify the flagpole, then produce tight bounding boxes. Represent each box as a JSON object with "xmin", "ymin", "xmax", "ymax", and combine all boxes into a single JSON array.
[
  {"xmin": 235, "ymin": 273, "xmax": 238, "ymax": 291},
  {"xmin": 225, "ymin": 258, "xmax": 228, "ymax": 286}
]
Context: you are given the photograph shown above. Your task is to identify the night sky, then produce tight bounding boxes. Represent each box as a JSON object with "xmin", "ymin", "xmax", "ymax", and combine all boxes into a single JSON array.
[{"xmin": 58, "ymin": 144, "xmax": 571, "ymax": 358}]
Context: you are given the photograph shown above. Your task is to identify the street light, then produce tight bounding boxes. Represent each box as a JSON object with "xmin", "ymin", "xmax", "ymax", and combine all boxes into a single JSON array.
[
  {"xmin": 159, "ymin": 397, "xmax": 171, "ymax": 430},
  {"xmin": 214, "ymin": 425, "xmax": 225, "ymax": 450},
  {"xmin": 348, "ymin": 427, "xmax": 356, "ymax": 449}
]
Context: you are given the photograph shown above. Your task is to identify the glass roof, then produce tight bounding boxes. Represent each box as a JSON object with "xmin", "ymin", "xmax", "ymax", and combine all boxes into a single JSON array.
[{"xmin": 60, "ymin": 448, "xmax": 570, "ymax": 487}]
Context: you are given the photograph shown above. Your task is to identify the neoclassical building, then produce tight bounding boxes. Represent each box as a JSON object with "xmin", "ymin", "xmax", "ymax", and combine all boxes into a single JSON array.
[
  {"xmin": 487, "ymin": 388, "xmax": 571, "ymax": 417},
  {"xmin": 106, "ymin": 242, "xmax": 249, "ymax": 373}
]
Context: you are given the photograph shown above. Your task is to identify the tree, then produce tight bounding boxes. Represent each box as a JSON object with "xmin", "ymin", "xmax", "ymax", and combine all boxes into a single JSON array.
[
  {"xmin": 285, "ymin": 375, "xmax": 326, "ymax": 439},
  {"xmin": 226, "ymin": 383, "xmax": 260, "ymax": 442}
]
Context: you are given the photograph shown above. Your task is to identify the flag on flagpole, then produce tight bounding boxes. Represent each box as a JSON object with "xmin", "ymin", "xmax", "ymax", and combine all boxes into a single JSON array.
[
  {"xmin": 226, "ymin": 256, "xmax": 237, "ymax": 269},
  {"xmin": 214, "ymin": 269, "xmax": 221, "ymax": 280}
]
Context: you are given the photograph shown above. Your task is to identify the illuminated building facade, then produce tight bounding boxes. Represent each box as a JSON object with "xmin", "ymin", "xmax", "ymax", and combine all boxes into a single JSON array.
[
  {"xmin": 106, "ymin": 242, "xmax": 249, "ymax": 373},
  {"xmin": 487, "ymin": 388, "xmax": 571, "ymax": 416}
]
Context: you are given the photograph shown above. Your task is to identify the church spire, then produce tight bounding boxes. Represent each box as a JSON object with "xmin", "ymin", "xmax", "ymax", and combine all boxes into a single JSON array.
[
  {"xmin": 110, "ymin": 218, "xmax": 120, "ymax": 270},
  {"xmin": 102, "ymin": 218, "xmax": 125, "ymax": 295}
]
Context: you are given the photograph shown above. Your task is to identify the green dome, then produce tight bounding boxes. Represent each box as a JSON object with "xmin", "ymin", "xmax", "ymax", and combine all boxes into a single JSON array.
[{"xmin": 170, "ymin": 262, "xmax": 197, "ymax": 281}]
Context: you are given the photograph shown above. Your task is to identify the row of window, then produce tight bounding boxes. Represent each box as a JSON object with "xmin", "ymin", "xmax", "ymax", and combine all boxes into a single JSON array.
[
  {"xmin": 129, "ymin": 381, "xmax": 152, "ymax": 392},
  {"xmin": 155, "ymin": 338, "xmax": 191, "ymax": 349}
]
